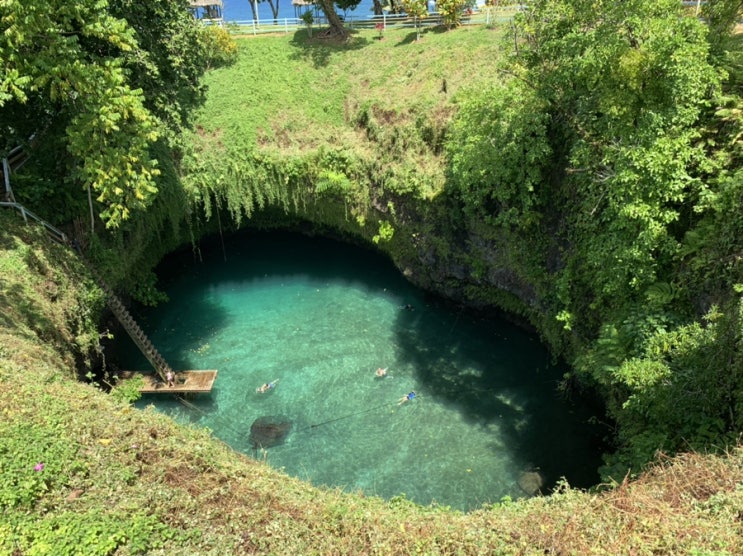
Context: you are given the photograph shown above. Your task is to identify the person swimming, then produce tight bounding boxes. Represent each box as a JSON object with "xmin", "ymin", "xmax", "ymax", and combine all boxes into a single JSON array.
[
  {"xmin": 375, "ymin": 367, "xmax": 388, "ymax": 378},
  {"xmin": 398, "ymin": 391, "xmax": 416, "ymax": 405},
  {"xmin": 256, "ymin": 379, "xmax": 279, "ymax": 394}
]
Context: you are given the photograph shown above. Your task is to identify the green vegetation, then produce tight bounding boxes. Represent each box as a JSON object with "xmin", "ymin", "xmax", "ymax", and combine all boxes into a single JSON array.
[
  {"xmin": 0, "ymin": 0, "xmax": 234, "ymax": 229},
  {"xmin": 183, "ymin": 4, "xmax": 743, "ymax": 477},
  {"xmin": 4, "ymin": 0, "xmax": 743, "ymax": 551},
  {"xmin": 499, "ymin": 0, "xmax": 743, "ymax": 475},
  {"xmin": 185, "ymin": 24, "xmax": 500, "ymax": 200},
  {"xmin": 2, "ymin": 209, "xmax": 742, "ymax": 554}
]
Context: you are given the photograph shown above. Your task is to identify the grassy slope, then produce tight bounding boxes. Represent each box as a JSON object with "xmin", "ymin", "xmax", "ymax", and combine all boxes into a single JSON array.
[
  {"xmin": 190, "ymin": 25, "xmax": 505, "ymax": 201},
  {"xmin": 1, "ymin": 211, "xmax": 742, "ymax": 554},
  {"xmin": 200, "ymin": 25, "xmax": 502, "ymax": 141}
]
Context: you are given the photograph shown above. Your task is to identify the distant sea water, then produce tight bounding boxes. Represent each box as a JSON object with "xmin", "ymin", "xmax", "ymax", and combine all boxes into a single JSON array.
[{"xmin": 220, "ymin": 0, "xmax": 378, "ymax": 23}]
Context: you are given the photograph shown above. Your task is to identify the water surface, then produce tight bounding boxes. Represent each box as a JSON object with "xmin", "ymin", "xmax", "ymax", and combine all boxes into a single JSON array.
[{"xmin": 116, "ymin": 230, "xmax": 602, "ymax": 511}]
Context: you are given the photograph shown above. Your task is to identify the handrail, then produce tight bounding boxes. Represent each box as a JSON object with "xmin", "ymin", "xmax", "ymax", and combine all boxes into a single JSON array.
[
  {"xmin": 1, "ymin": 154, "xmax": 172, "ymax": 383},
  {"xmin": 0, "ymin": 201, "xmax": 67, "ymax": 244},
  {"xmin": 2, "ymin": 158, "xmax": 13, "ymax": 203}
]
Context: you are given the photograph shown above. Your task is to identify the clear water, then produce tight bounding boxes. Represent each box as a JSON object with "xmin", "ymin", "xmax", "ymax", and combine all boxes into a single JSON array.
[{"xmin": 114, "ymin": 230, "xmax": 602, "ymax": 511}]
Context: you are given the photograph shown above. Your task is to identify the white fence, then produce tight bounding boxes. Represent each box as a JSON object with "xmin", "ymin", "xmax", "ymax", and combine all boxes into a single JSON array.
[
  {"xmin": 215, "ymin": 8, "xmax": 519, "ymax": 36},
  {"xmin": 206, "ymin": 2, "xmax": 709, "ymax": 36}
]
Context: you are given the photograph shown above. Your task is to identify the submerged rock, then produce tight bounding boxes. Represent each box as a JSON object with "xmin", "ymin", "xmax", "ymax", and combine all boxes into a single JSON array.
[
  {"xmin": 249, "ymin": 416, "xmax": 292, "ymax": 449},
  {"xmin": 517, "ymin": 470, "xmax": 545, "ymax": 497}
]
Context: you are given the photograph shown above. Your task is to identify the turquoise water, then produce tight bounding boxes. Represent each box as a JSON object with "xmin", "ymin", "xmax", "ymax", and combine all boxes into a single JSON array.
[{"xmin": 115, "ymin": 231, "xmax": 602, "ymax": 511}]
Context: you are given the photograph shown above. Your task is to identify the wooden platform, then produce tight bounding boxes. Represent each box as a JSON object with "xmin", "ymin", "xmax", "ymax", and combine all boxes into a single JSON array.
[{"xmin": 120, "ymin": 370, "xmax": 218, "ymax": 394}]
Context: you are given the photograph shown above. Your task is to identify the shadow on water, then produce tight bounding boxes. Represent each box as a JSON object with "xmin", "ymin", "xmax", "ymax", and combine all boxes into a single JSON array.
[
  {"xmin": 110, "ymin": 245, "xmax": 230, "ymax": 418},
  {"xmin": 392, "ymin": 298, "xmax": 604, "ymax": 491},
  {"xmin": 123, "ymin": 272, "xmax": 230, "ymax": 373}
]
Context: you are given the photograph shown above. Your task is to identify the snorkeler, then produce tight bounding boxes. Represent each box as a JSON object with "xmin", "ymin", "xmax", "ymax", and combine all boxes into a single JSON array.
[
  {"xmin": 398, "ymin": 391, "xmax": 416, "ymax": 405},
  {"xmin": 256, "ymin": 379, "xmax": 279, "ymax": 394},
  {"xmin": 375, "ymin": 367, "xmax": 388, "ymax": 378}
]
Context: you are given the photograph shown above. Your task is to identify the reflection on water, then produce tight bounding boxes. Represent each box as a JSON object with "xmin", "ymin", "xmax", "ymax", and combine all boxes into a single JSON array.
[{"xmin": 114, "ymin": 230, "xmax": 603, "ymax": 511}]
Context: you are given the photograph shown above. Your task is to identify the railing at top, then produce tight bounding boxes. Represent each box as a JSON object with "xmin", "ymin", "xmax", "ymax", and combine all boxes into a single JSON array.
[
  {"xmin": 204, "ymin": 2, "xmax": 710, "ymax": 35},
  {"xmin": 2, "ymin": 147, "xmax": 68, "ymax": 245},
  {"xmin": 210, "ymin": 8, "xmax": 519, "ymax": 36}
]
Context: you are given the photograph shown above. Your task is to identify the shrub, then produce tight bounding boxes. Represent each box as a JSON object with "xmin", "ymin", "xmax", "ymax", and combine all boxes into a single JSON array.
[{"xmin": 199, "ymin": 25, "xmax": 238, "ymax": 69}]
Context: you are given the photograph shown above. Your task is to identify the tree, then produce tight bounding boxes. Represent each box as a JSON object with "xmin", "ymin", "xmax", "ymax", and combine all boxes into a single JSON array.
[
  {"xmin": 0, "ymin": 0, "xmax": 218, "ymax": 229},
  {"xmin": 446, "ymin": 79, "xmax": 551, "ymax": 228},
  {"xmin": 702, "ymin": 0, "xmax": 743, "ymax": 53},
  {"xmin": 108, "ymin": 0, "xmax": 215, "ymax": 147},
  {"xmin": 301, "ymin": 10, "xmax": 315, "ymax": 37},
  {"xmin": 436, "ymin": 0, "xmax": 466, "ymax": 29},
  {"xmin": 0, "ymin": 0, "xmax": 160, "ymax": 228},
  {"xmin": 400, "ymin": 0, "xmax": 428, "ymax": 41},
  {"xmin": 266, "ymin": 0, "xmax": 281, "ymax": 22},
  {"xmin": 511, "ymin": 0, "xmax": 722, "ymax": 314},
  {"xmin": 502, "ymin": 0, "xmax": 739, "ymax": 472},
  {"xmin": 371, "ymin": 0, "xmax": 404, "ymax": 15},
  {"xmin": 246, "ymin": 0, "xmax": 259, "ymax": 21},
  {"xmin": 335, "ymin": 0, "xmax": 362, "ymax": 19},
  {"xmin": 315, "ymin": 0, "xmax": 349, "ymax": 39}
]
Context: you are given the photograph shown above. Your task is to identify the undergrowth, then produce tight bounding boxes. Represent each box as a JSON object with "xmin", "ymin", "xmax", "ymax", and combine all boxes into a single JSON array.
[
  {"xmin": 1, "ymin": 212, "xmax": 742, "ymax": 555},
  {"xmin": 182, "ymin": 26, "xmax": 504, "ymax": 228}
]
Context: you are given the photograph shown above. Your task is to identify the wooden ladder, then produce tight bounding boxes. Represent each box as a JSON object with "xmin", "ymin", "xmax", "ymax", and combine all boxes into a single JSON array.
[
  {"xmin": 2, "ymin": 145, "xmax": 173, "ymax": 382},
  {"xmin": 93, "ymin": 276, "xmax": 174, "ymax": 382}
]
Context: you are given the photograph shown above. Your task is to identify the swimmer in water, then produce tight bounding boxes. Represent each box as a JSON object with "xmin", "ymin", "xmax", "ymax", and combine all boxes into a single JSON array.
[
  {"xmin": 375, "ymin": 367, "xmax": 388, "ymax": 378},
  {"xmin": 256, "ymin": 379, "xmax": 279, "ymax": 394},
  {"xmin": 398, "ymin": 391, "xmax": 416, "ymax": 405}
]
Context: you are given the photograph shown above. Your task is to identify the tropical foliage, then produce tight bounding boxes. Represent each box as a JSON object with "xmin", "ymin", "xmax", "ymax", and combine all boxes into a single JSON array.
[
  {"xmin": 0, "ymin": 0, "xmax": 236, "ymax": 228},
  {"xmin": 3, "ymin": 0, "xmax": 743, "ymax": 498},
  {"xmin": 447, "ymin": 79, "xmax": 551, "ymax": 229},
  {"xmin": 436, "ymin": 0, "xmax": 467, "ymax": 28},
  {"xmin": 400, "ymin": 0, "xmax": 428, "ymax": 40},
  {"xmin": 445, "ymin": 0, "xmax": 743, "ymax": 474},
  {"xmin": 2, "ymin": 207, "xmax": 742, "ymax": 556}
]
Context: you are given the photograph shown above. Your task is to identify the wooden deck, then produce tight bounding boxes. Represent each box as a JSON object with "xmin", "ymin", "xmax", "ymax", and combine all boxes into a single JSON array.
[{"xmin": 119, "ymin": 370, "xmax": 218, "ymax": 394}]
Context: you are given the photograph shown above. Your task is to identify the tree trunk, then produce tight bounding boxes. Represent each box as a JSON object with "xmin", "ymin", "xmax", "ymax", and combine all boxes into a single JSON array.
[
  {"xmin": 267, "ymin": 0, "xmax": 279, "ymax": 22},
  {"xmin": 247, "ymin": 0, "xmax": 257, "ymax": 21},
  {"xmin": 316, "ymin": 0, "xmax": 348, "ymax": 39},
  {"xmin": 87, "ymin": 185, "xmax": 95, "ymax": 235}
]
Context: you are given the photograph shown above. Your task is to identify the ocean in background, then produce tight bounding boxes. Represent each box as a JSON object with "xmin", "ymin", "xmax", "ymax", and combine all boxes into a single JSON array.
[{"xmin": 219, "ymin": 0, "xmax": 378, "ymax": 23}]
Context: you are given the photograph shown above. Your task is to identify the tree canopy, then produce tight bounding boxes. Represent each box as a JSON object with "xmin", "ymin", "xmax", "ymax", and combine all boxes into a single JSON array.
[
  {"xmin": 445, "ymin": 0, "xmax": 743, "ymax": 475},
  {"xmin": 0, "ymin": 0, "xmax": 234, "ymax": 228}
]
